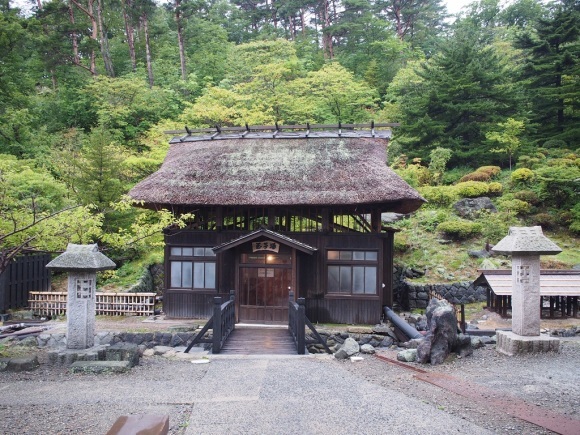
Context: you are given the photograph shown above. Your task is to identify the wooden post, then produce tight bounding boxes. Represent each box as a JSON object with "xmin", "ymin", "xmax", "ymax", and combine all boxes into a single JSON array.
[
  {"xmin": 212, "ymin": 297, "xmax": 222, "ymax": 354},
  {"xmin": 230, "ymin": 290, "xmax": 235, "ymax": 302},
  {"xmin": 297, "ymin": 298, "xmax": 306, "ymax": 355}
]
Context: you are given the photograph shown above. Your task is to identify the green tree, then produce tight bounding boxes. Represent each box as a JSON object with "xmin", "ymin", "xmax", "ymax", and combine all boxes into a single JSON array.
[
  {"xmin": 486, "ymin": 118, "xmax": 525, "ymax": 169},
  {"xmin": 515, "ymin": 0, "xmax": 580, "ymax": 146},
  {"xmin": 395, "ymin": 19, "xmax": 523, "ymax": 165},
  {"xmin": 428, "ymin": 147, "xmax": 452, "ymax": 184}
]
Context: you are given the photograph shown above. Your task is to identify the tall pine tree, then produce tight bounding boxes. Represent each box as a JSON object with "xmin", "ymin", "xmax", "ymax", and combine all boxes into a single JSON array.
[{"xmin": 516, "ymin": 0, "xmax": 579, "ymax": 146}]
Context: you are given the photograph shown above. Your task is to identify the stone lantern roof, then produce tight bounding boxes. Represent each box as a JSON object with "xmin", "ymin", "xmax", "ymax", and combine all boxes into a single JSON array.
[
  {"xmin": 492, "ymin": 226, "xmax": 562, "ymax": 256},
  {"xmin": 46, "ymin": 244, "xmax": 116, "ymax": 272}
]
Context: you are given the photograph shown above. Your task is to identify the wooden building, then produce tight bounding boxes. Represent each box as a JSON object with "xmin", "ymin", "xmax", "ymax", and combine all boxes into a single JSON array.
[{"xmin": 129, "ymin": 125, "xmax": 425, "ymax": 324}]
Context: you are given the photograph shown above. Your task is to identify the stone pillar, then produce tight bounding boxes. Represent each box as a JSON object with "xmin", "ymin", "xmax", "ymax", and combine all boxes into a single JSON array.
[
  {"xmin": 67, "ymin": 271, "xmax": 97, "ymax": 349},
  {"xmin": 492, "ymin": 226, "xmax": 561, "ymax": 356},
  {"xmin": 46, "ymin": 244, "xmax": 115, "ymax": 350},
  {"xmin": 511, "ymin": 255, "xmax": 541, "ymax": 336}
]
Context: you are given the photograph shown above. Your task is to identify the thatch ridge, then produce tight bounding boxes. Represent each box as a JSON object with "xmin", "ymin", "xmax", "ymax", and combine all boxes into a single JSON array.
[{"xmin": 129, "ymin": 136, "xmax": 425, "ymax": 214}]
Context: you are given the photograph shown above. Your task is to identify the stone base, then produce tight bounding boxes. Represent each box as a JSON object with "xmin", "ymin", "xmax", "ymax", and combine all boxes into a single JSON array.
[
  {"xmin": 496, "ymin": 330, "xmax": 560, "ymax": 356},
  {"xmin": 70, "ymin": 360, "xmax": 131, "ymax": 374}
]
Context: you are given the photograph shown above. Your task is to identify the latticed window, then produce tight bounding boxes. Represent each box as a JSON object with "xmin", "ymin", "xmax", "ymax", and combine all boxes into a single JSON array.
[
  {"xmin": 169, "ymin": 247, "xmax": 216, "ymax": 290},
  {"xmin": 327, "ymin": 250, "xmax": 378, "ymax": 295}
]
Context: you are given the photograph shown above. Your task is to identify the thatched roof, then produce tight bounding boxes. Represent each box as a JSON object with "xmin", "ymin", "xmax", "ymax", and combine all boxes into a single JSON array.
[{"xmin": 129, "ymin": 135, "xmax": 425, "ymax": 214}]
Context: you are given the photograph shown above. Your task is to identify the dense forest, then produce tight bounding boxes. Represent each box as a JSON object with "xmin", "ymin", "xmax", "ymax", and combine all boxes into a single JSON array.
[{"xmin": 1, "ymin": 0, "xmax": 579, "ymax": 283}]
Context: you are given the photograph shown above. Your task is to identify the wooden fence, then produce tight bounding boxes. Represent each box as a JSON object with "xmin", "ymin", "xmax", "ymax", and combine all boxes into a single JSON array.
[
  {"xmin": 29, "ymin": 292, "xmax": 156, "ymax": 317},
  {"xmin": 0, "ymin": 254, "xmax": 51, "ymax": 313}
]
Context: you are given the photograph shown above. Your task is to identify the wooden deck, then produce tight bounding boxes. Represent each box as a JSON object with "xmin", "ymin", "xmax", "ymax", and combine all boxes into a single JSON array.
[{"xmin": 219, "ymin": 325, "xmax": 297, "ymax": 355}]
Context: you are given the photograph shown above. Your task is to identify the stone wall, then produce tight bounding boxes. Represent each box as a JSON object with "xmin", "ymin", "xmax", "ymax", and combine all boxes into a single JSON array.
[{"xmin": 394, "ymin": 266, "xmax": 487, "ymax": 310}]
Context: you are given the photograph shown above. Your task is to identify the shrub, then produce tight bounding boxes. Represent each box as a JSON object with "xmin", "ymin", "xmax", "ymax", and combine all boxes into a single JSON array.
[
  {"xmin": 459, "ymin": 171, "xmax": 491, "ymax": 182},
  {"xmin": 437, "ymin": 220, "xmax": 483, "ymax": 240},
  {"xmin": 394, "ymin": 233, "xmax": 411, "ymax": 252},
  {"xmin": 477, "ymin": 211, "xmax": 518, "ymax": 244},
  {"xmin": 477, "ymin": 166, "xmax": 501, "ymax": 177},
  {"xmin": 530, "ymin": 213, "xmax": 556, "ymax": 229},
  {"xmin": 395, "ymin": 164, "xmax": 431, "ymax": 187},
  {"xmin": 442, "ymin": 167, "xmax": 472, "ymax": 185},
  {"xmin": 487, "ymin": 182, "xmax": 503, "ymax": 195},
  {"xmin": 511, "ymin": 168, "xmax": 535, "ymax": 184},
  {"xmin": 570, "ymin": 203, "xmax": 580, "ymax": 235},
  {"xmin": 418, "ymin": 186, "xmax": 459, "ymax": 207},
  {"xmin": 416, "ymin": 209, "xmax": 451, "ymax": 231},
  {"xmin": 497, "ymin": 197, "xmax": 532, "ymax": 215},
  {"xmin": 513, "ymin": 190, "xmax": 539, "ymax": 205},
  {"xmin": 455, "ymin": 181, "xmax": 489, "ymax": 198},
  {"xmin": 535, "ymin": 165, "xmax": 580, "ymax": 208}
]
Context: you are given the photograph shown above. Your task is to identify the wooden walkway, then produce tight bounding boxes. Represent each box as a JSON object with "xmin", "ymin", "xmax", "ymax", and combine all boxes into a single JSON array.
[{"xmin": 219, "ymin": 325, "xmax": 297, "ymax": 355}]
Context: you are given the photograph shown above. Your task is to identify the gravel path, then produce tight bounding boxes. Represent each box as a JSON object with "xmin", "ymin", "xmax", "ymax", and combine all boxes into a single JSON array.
[{"xmin": 1, "ymin": 334, "xmax": 578, "ymax": 434}]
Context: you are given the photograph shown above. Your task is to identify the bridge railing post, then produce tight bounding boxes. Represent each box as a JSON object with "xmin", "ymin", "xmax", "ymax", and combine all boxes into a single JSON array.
[
  {"xmin": 212, "ymin": 297, "xmax": 222, "ymax": 354},
  {"xmin": 296, "ymin": 297, "xmax": 306, "ymax": 355}
]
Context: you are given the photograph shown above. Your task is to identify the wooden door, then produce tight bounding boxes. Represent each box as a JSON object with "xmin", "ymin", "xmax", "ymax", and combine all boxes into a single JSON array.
[{"xmin": 239, "ymin": 265, "xmax": 292, "ymax": 323}]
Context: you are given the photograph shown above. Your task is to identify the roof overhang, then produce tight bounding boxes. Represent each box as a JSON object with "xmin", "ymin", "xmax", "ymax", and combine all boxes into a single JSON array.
[{"xmin": 212, "ymin": 228, "xmax": 317, "ymax": 255}]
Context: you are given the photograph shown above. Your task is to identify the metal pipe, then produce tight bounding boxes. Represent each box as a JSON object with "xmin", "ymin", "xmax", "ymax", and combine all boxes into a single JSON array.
[{"xmin": 383, "ymin": 306, "xmax": 422, "ymax": 340}]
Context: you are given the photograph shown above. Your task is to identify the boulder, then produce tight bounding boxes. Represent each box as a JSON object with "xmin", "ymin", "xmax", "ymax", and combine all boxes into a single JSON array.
[
  {"xmin": 417, "ymin": 298, "xmax": 458, "ymax": 365},
  {"xmin": 453, "ymin": 333, "xmax": 473, "ymax": 357},
  {"xmin": 397, "ymin": 349, "xmax": 417, "ymax": 362},
  {"xmin": 360, "ymin": 344, "xmax": 375, "ymax": 354},
  {"xmin": 453, "ymin": 197, "xmax": 497, "ymax": 219},
  {"xmin": 341, "ymin": 337, "xmax": 360, "ymax": 356}
]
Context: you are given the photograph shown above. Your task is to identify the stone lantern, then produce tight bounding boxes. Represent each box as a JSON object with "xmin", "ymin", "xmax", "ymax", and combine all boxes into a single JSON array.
[
  {"xmin": 492, "ymin": 226, "xmax": 561, "ymax": 355},
  {"xmin": 46, "ymin": 244, "xmax": 115, "ymax": 349}
]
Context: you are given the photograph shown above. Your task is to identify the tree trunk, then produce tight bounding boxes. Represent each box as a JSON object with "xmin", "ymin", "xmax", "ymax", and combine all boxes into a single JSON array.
[
  {"xmin": 88, "ymin": 0, "xmax": 97, "ymax": 74},
  {"xmin": 175, "ymin": 0, "xmax": 187, "ymax": 81},
  {"xmin": 142, "ymin": 12, "xmax": 154, "ymax": 88},
  {"xmin": 68, "ymin": 1, "xmax": 80, "ymax": 65},
  {"xmin": 121, "ymin": 0, "xmax": 137, "ymax": 72},
  {"xmin": 97, "ymin": 0, "xmax": 115, "ymax": 77},
  {"xmin": 321, "ymin": 0, "xmax": 333, "ymax": 59}
]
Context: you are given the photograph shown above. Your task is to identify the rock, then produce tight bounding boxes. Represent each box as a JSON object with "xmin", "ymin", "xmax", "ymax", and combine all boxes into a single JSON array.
[
  {"xmin": 453, "ymin": 333, "xmax": 473, "ymax": 357},
  {"xmin": 480, "ymin": 335, "xmax": 496, "ymax": 345},
  {"xmin": 400, "ymin": 338, "xmax": 424, "ymax": 349},
  {"xmin": 360, "ymin": 344, "xmax": 375, "ymax": 354},
  {"xmin": 468, "ymin": 249, "xmax": 491, "ymax": 259},
  {"xmin": 471, "ymin": 337, "xmax": 485, "ymax": 349},
  {"xmin": 143, "ymin": 348, "xmax": 155, "ymax": 357},
  {"xmin": 70, "ymin": 360, "xmax": 131, "ymax": 374},
  {"xmin": 347, "ymin": 326, "xmax": 373, "ymax": 334},
  {"xmin": 417, "ymin": 298, "xmax": 458, "ymax": 365},
  {"xmin": 372, "ymin": 324, "xmax": 394, "ymax": 336},
  {"xmin": 334, "ymin": 348, "xmax": 349, "ymax": 360},
  {"xmin": 153, "ymin": 345, "xmax": 173, "ymax": 356},
  {"xmin": 381, "ymin": 212, "xmax": 405, "ymax": 223},
  {"xmin": 6, "ymin": 355, "xmax": 39, "ymax": 372},
  {"xmin": 397, "ymin": 349, "xmax": 417, "ymax": 362},
  {"xmin": 341, "ymin": 337, "xmax": 360, "ymax": 356},
  {"xmin": 379, "ymin": 336, "xmax": 394, "ymax": 348},
  {"xmin": 453, "ymin": 197, "xmax": 497, "ymax": 219},
  {"xmin": 106, "ymin": 343, "xmax": 140, "ymax": 367},
  {"xmin": 19, "ymin": 336, "xmax": 38, "ymax": 347}
]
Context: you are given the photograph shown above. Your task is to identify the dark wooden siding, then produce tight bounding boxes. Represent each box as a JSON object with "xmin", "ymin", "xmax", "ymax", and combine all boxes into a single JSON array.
[
  {"xmin": 305, "ymin": 298, "xmax": 382, "ymax": 325},
  {"xmin": 163, "ymin": 229, "xmax": 395, "ymax": 324},
  {"xmin": 163, "ymin": 291, "xmax": 230, "ymax": 318}
]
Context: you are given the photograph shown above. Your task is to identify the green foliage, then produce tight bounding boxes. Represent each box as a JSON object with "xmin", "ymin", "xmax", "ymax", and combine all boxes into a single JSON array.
[
  {"xmin": 394, "ymin": 161, "xmax": 431, "ymax": 188},
  {"xmin": 570, "ymin": 203, "xmax": 580, "ymax": 235},
  {"xmin": 418, "ymin": 186, "xmax": 459, "ymax": 207},
  {"xmin": 428, "ymin": 147, "xmax": 453, "ymax": 185},
  {"xmin": 436, "ymin": 220, "xmax": 483, "ymax": 240},
  {"xmin": 415, "ymin": 209, "xmax": 451, "ymax": 231},
  {"xmin": 514, "ymin": 190, "xmax": 539, "ymax": 205},
  {"xmin": 511, "ymin": 168, "xmax": 535, "ymax": 184},
  {"xmin": 530, "ymin": 213, "xmax": 556, "ymax": 229},
  {"xmin": 460, "ymin": 171, "xmax": 492, "ymax": 182},
  {"xmin": 496, "ymin": 196, "xmax": 532, "ymax": 215},
  {"xmin": 442, "ymin": 167, "xmax": 473, "ymax": 185},
  {"xmin": 486, "ymin": 118, "xmax": 525, "ymax": 169},
  {"xmin": 487, "ymin": 182, "xmax": 503, "ymax": 195},
  {"xmin": 476, "ymin": 211, "xmax": 518, "ymax": 244},
  {"xmin": 534, "ymin": 164, "xmax": 580, "ymax": 209},
  {"xmin": 455, "ymin": 181, "xmax": 491, "ymax": 198}
]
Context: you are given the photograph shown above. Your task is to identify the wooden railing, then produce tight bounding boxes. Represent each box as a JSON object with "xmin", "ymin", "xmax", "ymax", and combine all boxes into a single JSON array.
[
  {"xmin": 288, "ymin": 292, "xmax": 331, "ymax": 355},
  {"xmin": 185, "ymin": 291, "xmax": 235, "ymax": 354},
  {"xmin": 29, "ymin": 291, "xmax": 155, "ymax": 316}
]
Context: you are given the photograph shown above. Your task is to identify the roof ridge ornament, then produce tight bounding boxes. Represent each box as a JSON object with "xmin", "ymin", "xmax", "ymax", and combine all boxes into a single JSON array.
[{"xmin": 165, "ymin": 122, "xmax": 399, "ymax": 143}]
